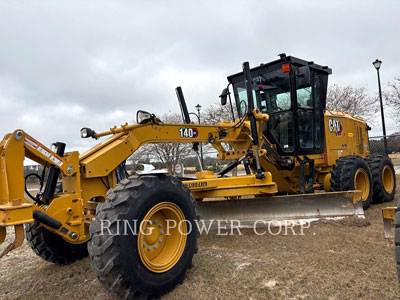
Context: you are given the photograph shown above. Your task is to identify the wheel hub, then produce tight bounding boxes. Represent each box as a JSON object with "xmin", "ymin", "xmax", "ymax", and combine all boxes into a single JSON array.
[
  {"xmin": 382, "ymin": 165, "xmax": 395, "ymax": 194},
  {"xmin": 354, "ymin": 168, "xmax": 370, "ymax": 202},
  {"xmin": 144, "ymin": 221, "xmax": 161, "ymax": 245},
  {"xmin": 137, "ymin": 202, "xmax": 187, "ymax": 273}
]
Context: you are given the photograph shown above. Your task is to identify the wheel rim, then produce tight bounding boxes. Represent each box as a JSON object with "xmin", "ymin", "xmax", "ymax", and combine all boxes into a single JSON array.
[
  {"xmin": 382, "ymin": 165, "xmax": 395, "ymax": 194},
  {"xmin": 137, "ymin": 202, "xmax": 187, "ymax": 273},
  {"xmin": 354, "ymin": 169, "xmax": 370, "ymax": 202}
]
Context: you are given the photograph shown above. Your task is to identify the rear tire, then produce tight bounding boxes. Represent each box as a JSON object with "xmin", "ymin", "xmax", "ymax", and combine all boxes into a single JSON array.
[
  {"xmin": 25, "ymin": 221, "xmax": 88, "ymax": 265},
  {"xmin": 366, "ymin": 154, "xmax": 396, "ymax": 203},
  {"xmin": 330, "ymin": 156, "xmax": 373, "ymax": 210},
  {"xmin": 88, "ymin": 175, "xmax": 199, "ymax": 299}
]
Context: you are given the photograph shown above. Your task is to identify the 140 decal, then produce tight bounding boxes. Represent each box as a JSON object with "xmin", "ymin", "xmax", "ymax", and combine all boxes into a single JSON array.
[{"xmin": 179, "ymin": 128, "xmax": 199, "ymax": 138}]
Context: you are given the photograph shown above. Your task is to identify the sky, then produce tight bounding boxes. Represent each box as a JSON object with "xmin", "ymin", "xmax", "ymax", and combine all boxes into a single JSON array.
[{"xmin": 0, "ymin": 0, "xmax": 399, "ymax": 155}]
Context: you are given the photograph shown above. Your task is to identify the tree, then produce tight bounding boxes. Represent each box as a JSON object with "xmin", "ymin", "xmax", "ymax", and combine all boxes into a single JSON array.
[
  {"xmin": 142, "ymin": 113, "xmax": 192, "ymax": 175},
  {"xmin": 386, "ymin": 77, "xmax": 400, "ymax": 122},
  {"xmin": 326, "ymin": 84, "xmax": 379, "ymax": 123},
  {"xmin": 196, "ymin": 102, "xmax": 236, "ymax": 162},
  {"xmin": 202, "ymin": 102, "xmax": 237, "ymax": 125},
  {"xmin": 128, "ymin": 104, "xmax": 238, "ymax": 174}
]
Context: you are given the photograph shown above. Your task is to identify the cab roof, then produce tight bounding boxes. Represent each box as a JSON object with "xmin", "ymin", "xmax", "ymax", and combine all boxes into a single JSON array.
[{"xmin": 227, "ymin": 54, "xmax": 332, "ymax": 83}]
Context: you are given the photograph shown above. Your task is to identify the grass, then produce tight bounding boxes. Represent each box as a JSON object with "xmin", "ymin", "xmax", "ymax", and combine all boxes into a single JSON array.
[
  {"xmin": 165, "ymin": 198, "xmax": 399, "ymax": 300},
  {"xmin": 0, "ymin": 196, "xmax": 399, "ymax": 299}
]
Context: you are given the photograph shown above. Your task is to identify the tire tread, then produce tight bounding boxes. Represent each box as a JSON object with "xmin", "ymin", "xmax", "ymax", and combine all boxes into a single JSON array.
[
  {"xmin": 330, "ymin": 155, "xmax": 373, "ymax": 210},
  {"xmin": 88, "ymin": 175, "xmax": 199, "ymax": 300},
  {"xmin": 25, "ymin": 221, "xmax": 88, "ymax": 265}
]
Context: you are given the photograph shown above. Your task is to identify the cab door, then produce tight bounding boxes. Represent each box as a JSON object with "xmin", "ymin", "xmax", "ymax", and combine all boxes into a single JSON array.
[{"xmin": 295, "ymin": 70, "xmax": 326, "ymax": 155}]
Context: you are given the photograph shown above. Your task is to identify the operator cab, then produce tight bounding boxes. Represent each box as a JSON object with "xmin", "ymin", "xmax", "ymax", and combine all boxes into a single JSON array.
[{"xmin": 226, "ymin": 54, "xmax": 331, "ymax": 156}]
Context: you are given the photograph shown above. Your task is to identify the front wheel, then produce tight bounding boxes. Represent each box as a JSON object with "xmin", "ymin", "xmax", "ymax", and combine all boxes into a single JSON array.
[
  {"xmin": 88, "ymin": 175, "xmax": 199, "ymax": 299},
  {"xmin": 25, "ymin": 221, "xmax": 88, "ymax": 265},
  {"xmin": 330, "ymin": 156, "xmax": 373, "ymax": 210}
]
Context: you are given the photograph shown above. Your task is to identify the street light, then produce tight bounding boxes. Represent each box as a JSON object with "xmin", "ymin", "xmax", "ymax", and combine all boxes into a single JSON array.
[
  {"xmin": 195, "ymin": 104, "xmax": 202, "ymax": 113},
  {"xmin": 192, "ymin": 104, "xmax": 204, "ymax": 168},
  {"xmin": 189, "ymin": 105, "xmax": 204, "ymax": 169},
  {"xmin": 373, "ymin": 58, "xmax": 388, "ymax": 155}
]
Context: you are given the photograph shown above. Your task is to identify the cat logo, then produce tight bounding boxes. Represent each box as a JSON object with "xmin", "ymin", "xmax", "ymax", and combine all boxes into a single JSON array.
[{"xmin": 328, "ymin": 119, "xmax": 343, "ymax": 136}]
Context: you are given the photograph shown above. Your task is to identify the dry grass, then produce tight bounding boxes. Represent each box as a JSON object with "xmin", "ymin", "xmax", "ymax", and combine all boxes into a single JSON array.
[{"xmin": 0, "ymin": 197, "xmax": 399, "ymax": 300}]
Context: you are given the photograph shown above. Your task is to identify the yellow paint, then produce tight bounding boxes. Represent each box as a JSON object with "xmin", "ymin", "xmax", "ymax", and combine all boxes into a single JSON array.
[
  {"xmin": 382, "ymin": 207, "xmax": 396, "ymax": 221},
  {"xmin": 255, "ymin": 110, "xmax": 370, "ymax": 193},
  {"xmin": 382, "ymin": 165, "xmax": 395, "ymax": 194},
  {"xmin": 324, "ymin": 110, "xmax": 369, "ymax": 166},
  {"xmin": 137, "ymin": 202, "xmax": 187, "ymax": 273},
  {"xmin": 354, "ymin": 168, "xmax": 370, "ymax": 202},
  {"xmin": 185, "ymin": 172, "xmax": 277, "ymax": 199},
  {"xmin": 0, "ymin": 107, "xmax": 371, "ymax": 254},
  {"xmin": 0, "ymin": 203, "xmax": 34, "ymax": 226}
]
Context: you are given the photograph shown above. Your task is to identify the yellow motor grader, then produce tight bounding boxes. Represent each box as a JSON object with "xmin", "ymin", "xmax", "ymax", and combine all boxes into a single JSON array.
[{"xmin": 0, "ymin": 54, "xmax": 396, "ymax": 299}]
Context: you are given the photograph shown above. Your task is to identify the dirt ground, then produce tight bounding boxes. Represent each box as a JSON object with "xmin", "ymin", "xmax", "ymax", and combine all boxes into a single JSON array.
[{"xmin": 0, "ymin": 197, "xmax": 399, "ymax": 299}]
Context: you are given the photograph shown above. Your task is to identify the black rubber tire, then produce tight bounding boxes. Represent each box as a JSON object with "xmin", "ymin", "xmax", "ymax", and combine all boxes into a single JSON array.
[
  {"xmin": 88, "ymin": 175, "xmax": 199, "ymax": 300},
  {"xmin": 25, "ymin": 221, "xmax": 88, "ymax": 265},
  {"xmin": 330, "ymin": 155, "xmax": 373, "ymax": 210},
  {"xmin": 395, "ymin": 200, "xmax": 400, "ymax": 285},
  {"xmin": 366, "ymin": 154, "xmax": 396, "ymax": 203}
]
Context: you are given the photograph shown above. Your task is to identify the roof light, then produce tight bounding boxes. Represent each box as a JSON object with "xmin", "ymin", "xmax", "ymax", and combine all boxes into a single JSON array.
[{"xmin": 282, "ymin": 63, "xmax": 290, "ymax": 73}]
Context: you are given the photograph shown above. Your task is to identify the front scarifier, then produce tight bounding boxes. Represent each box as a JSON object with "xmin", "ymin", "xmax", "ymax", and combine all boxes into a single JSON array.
[{"xmin": 88, "ymin": 175, "xmax": 199, "ymax": 299}]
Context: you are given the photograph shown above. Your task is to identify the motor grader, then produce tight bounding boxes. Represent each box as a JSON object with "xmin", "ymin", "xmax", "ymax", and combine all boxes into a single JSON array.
[{"xmin": 0, "ymin": 54, "xmax": 396, "ymax": 299}]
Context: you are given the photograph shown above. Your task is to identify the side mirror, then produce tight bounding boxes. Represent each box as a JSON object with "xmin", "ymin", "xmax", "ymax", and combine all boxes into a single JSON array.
[
  {"xmin": 297, "ymin": 66, "xmax": 311, "ymax": 89},
  {"xmin": 136, "ymin": 110, "xmax": 154, "ymax": 124},
  {"xmin": 219, "ymin": 88, "xmax": 230, "ymax": 106}
]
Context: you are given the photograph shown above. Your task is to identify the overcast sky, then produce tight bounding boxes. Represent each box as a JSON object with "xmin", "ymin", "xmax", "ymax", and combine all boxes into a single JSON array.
[{"xmin": 0, "ymin": 0, "xmax": 399, "ymax": 155}]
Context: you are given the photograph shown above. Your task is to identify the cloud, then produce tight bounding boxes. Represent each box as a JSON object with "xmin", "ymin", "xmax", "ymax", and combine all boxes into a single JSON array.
[{"xmin": 0, "ymin": 0, "xmax": 399, "ymax": 153}]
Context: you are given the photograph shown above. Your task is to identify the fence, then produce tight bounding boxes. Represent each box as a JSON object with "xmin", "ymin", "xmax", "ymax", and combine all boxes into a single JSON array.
[{"xmin": 368, "ymin": 134, "xmax": 400, "ymax": 155}]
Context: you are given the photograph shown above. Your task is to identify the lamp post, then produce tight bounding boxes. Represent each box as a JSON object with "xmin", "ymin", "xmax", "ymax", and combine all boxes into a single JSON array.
[
  {"xmin": 189, "ymin": 104, "xmax": 204, "ymax": 169},
  {"xmin": 195, "ymin": 104, "xmax": 204, "ymax": 168},
  {"xmin": 373, "ymin": 59, "xmax": 388, "ymax": 155}
]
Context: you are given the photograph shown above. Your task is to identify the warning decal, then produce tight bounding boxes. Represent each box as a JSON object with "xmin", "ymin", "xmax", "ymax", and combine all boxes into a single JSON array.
[
  {"xmin": 24, "ymin": 137, "xmax": 63, "ymax": 168},
  {"xmin": 50, "ymin": 155, "xmax": 63, "ymax": 167},
  {"xmin": 24, "ymin": 137, "xmax": 38, "ymax": 149},
  {"xmin": 37, "ymin": 146, "xmax": 51, "ymax": 158}
]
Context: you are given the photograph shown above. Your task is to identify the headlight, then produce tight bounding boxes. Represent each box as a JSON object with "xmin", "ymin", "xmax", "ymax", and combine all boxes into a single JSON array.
[
  {"xmin": 80, "ymin": 128, "xmax": 88, "ymax": 138},
  {"xmin": 80, "ymin": 127, "xmax": 96, "ymax": 139},
  {"xmin": 136, "ymin": 110, "xmax": 153, "ymax": 124}
]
